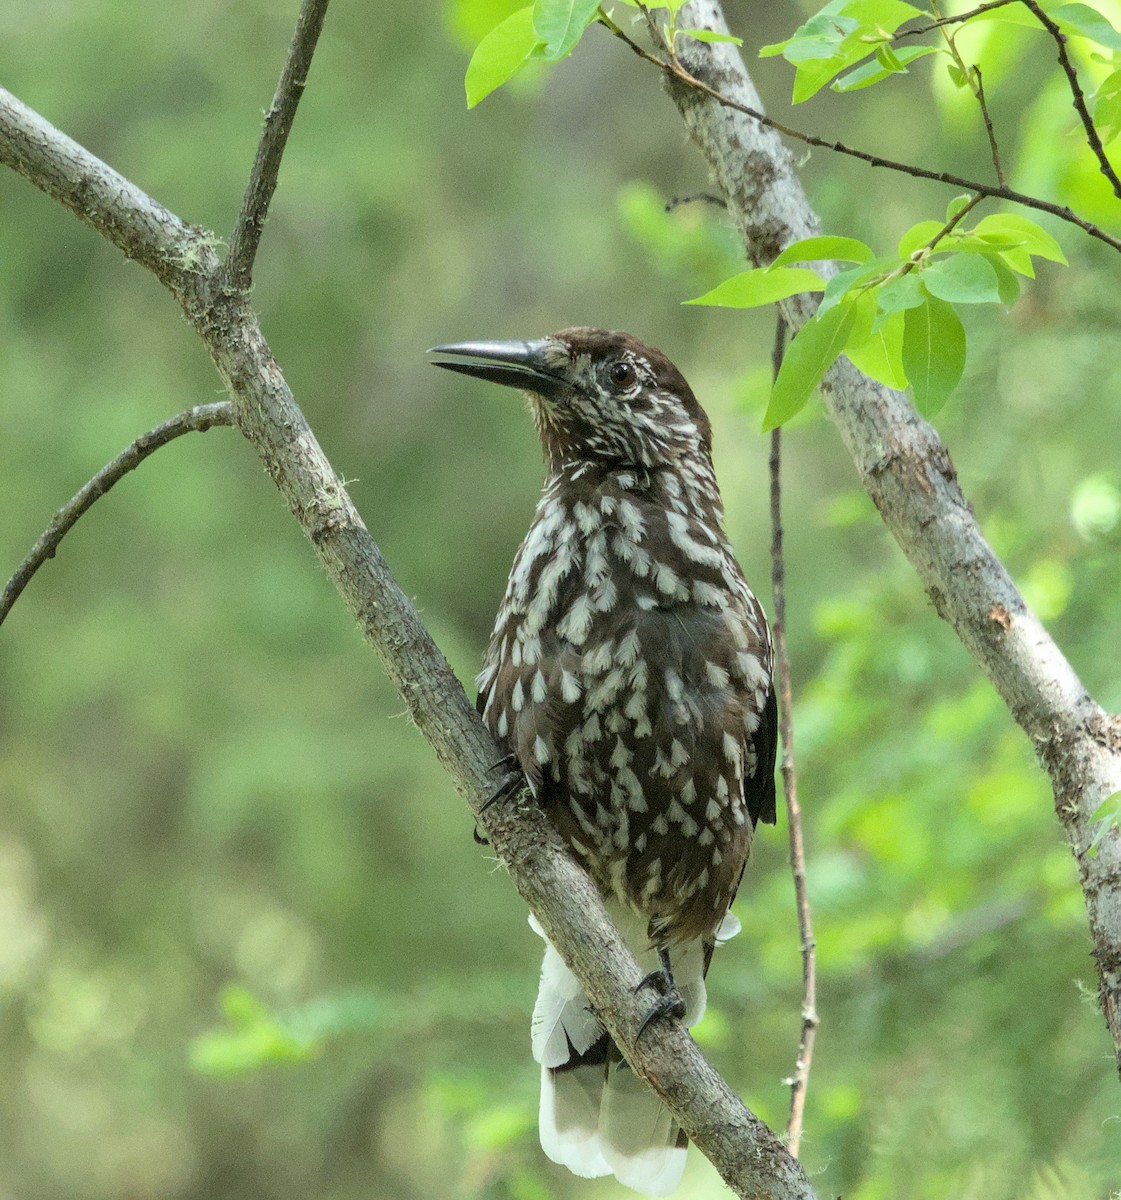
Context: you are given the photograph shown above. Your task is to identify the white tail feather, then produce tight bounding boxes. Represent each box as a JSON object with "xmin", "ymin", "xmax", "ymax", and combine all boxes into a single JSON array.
[
  {"xmin": 600, "ymin": 1064, "xmax": 687, "ymax": 1196},
  {"xmin": 530, "ymin": 918, "xmax": 605, "ymax": 1067},
  {"xmin": 539, "ymin": 1063, "xmax": 611, "ymax": 1177},
  {"xmin": 528, "ymin": 907, "xmax": 739, "ymax": 1194}
]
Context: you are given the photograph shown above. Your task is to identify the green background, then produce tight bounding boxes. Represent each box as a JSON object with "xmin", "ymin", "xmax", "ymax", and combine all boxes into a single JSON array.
[{"xmin": 1, "ymin": 1, "xmax": 1120, "ymax": 1197}]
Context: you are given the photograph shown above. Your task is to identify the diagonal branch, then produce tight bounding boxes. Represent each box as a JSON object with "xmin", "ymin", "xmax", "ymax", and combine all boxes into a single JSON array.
[
  {"xmin": 223, "ymin": 0, "xmax": 332, "ymax": 292},
  {"xmin": 0, "ymin": 56, "xmax": 817, "ymax": 1200},
  {"xmin": 1019, "ymin": 0, "xmax": 1121, "ymax": 200},
  {"xmin": 661, "ymin": 0, "xmax": 1121, "ymax": 1074},
  {"xmin": 0, "ymin": 402, "xmax": 236, "ymax": 628},
  {"xmin": 0, "ymin": 88, "xmax": 213, "ymax": 300}
]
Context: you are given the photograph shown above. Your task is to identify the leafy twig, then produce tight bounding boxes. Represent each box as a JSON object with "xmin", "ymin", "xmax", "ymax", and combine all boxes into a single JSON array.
[
  {"xmin": 768, "ymin": 320, "xmax": 818, "ymax": 1159},
  {"xmin": 598, "ymin": 12, "xmax": 1121, "ymax": 254},
  {"xmin": 0, "ymin": 402, "xmax": 236, "ymax": 627},
  {"xmin": 897, "ymin": 190, "xmax": 986, "ymax": 278},
  {"xmin": 223, "ymin": 0, "xmax": 332, "ymax": 291},
  {"xmin": 931, "ymin": 13, "xmax": 1008, "ymax": 186},
  {"xmin": 1019, "ymin": 0, "xmax": 1121, "ymax": 200}
]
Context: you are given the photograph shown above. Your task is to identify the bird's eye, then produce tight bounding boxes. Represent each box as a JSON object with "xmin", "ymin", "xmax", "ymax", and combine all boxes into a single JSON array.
[{"xmin": 608, "ymin": 360, "xmax": 636, "ymax": 389}]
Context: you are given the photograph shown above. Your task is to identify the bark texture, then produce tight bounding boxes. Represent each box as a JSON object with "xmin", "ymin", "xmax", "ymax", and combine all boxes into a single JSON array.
[{"xmin": 669, "ymin": 0, "xmax": 1121, "ymax": 1069}]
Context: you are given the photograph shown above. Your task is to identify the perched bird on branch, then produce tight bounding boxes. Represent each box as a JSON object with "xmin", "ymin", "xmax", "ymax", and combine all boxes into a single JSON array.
[{"xmin": 430, "ymin": 329, "xmax": 777, "ymax": 1195}]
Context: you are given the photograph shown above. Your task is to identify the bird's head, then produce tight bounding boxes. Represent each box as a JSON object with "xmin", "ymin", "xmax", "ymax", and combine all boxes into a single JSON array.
[{"xmin": 429, "ymin": 327, "xmax": 713, "ymax": 476}]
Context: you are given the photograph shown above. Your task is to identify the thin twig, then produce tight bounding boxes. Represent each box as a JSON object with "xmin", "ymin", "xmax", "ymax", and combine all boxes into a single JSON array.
[
  {"xmin": 597, "ymin": 13, "xmax": 1121, "ymax": 254},
  {"xmin": 974, "ymin": 67, "xmax": 1006, "ymax": 187},
  {"xmin": 0, "ymin": 403, "xmax": 236, "ymax": 627},
  {"xmin": 1019, "ymin": 0, "xmax": 1121, "ymax": 200},
  {"xmin": 893, "ymin": 0, "xmax": 1018, "ymax": 40},
  {"xmin": 637, "ymin": 0, "xmax": 669, "ymax": 54},
  {"xmin": 899, "ymin": 190, "xmax": 986, "ymax": 276},
  {"xmin": 931, "ymin": 18, "xmax": 1007, "ymax": 188},
  {"xmin": 768, "ymin": 319, "xmax": 818, "ymax": 1160},
  {"xmin": 665, "ymin": 191, "xmax": 726, "ymax": 211},
  {"xmin": 897, "ymin": 0, "xmax": 1116, "ymax": 197},
  {"xmin": 223, "ymin": 0, "xmax": 332, "ymax": 291}
]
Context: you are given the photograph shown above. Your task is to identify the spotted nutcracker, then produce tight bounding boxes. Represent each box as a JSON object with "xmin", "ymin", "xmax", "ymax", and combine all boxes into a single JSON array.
[{"xmin": 429, "ymin": 329, "xmax": 777, "ymax": 1195}]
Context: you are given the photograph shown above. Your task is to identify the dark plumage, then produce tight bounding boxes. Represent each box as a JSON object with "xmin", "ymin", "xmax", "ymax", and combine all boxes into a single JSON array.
[{"xmin": 430, "ymin": 328, "xmax": 776, "ymax": 1194}]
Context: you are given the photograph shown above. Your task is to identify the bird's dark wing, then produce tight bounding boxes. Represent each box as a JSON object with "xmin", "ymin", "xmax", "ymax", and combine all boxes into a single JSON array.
[{"xmin": 745, "ymin": 684, "xmax": 778, "ymax": 828}]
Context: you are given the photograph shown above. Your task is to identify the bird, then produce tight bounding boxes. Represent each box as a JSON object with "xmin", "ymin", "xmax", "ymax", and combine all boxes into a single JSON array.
[{"xmin": 429, "ymin": 328, "xmax": 777, "ymax": 1195}]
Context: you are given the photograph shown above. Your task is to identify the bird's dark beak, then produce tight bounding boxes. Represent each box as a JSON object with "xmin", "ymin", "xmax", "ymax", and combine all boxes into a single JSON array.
[{"xmin": 427, "ymin": 339, "xmax": 569, "ymax": 402}]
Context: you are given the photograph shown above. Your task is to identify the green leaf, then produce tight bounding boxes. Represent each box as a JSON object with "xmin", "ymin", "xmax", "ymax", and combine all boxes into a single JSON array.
[
  {"xmin": 846, "ymin": 293, "xmax": 907, "ymax": 389},
  {"xmin": 771, "ymin": 235, "xmax": 875, "ymax": 267},
  {"xmin": 848, "ymin": 0, "xmax": 923, "ymax": 26},
  {"xmin": 973, "ymin": 214, "xmax": 1068, "ymax": 264},
  {"xmin": 1087, "ymin": 791, "xmax": 1121, "ymax": 859},
  {"xmin": 678, "ymin": 27, "xmax": 743, "ymax": 44},
  {"xmin": 875, "ymin": 271, "xmax": 926, "ymax": 315},
  {"xmin": 980, "ymin": 251, "xmax": 1022, "ymax": 304},
  {"xmin": 898, "ymin": 219, "xmax": 945, "ymax": 259},
  {"xmin": 532, "ymin": 0, "xmax": 600, "ymax": 60},
  {"xmin": 1001, "ymin": 247, "xmax": 1036, "ymax": 277},
  {"xmin": 946, "ymin": 61, "xmax": 969, "ymax": 88},
  {"xmin": 449, "ymin": 0, "xmax": 529, "ymax": 45},
  {"xmin": 1053, "ymin": 3, "xmax": 1121, "ymax": 52},
  {"xmin": 759, "ymin": 12, "xmax": 857, "ymax": 61},
  {"xmin": 921, "ymin": 253, "xmax": 1003, "ymax": 304},
  {"xmin": 792, "ymin": 54, "xmax": 859, "ymax": 104},
  {"xmin": 945, "ymin": 193, "xmax": 973, "ymax": 222},
  {"xmin": 1094, "ymin": 70, "xmax": 1121, "ymax": 144},
  {"xmin": 832, "ymin": 43, "xmax": 938, "ymax": 91},
  {"xmin": 764, "ymin": 1, "xmax": 925, "ymax": 102},
  {"xmin": 466, "ymin": 7, "xmax": 542, "ymax": 107},
  {"xmin": 874, "ymin": 41, "xmax": 905, "ymax": 72},
  {"xmin": 902, "ymin": 295, "xmax": 966, "ymax": 417},
  {"xmin": 818, "ymin": 257, "xmax": 894, "ymax": 314},
  {"xmin": 685, "ymin": 266, "xmax": 825, "ymax": 308},
  {"xmin": 763, "ymin": 299, "xmax": 858, "ymax": 430}
]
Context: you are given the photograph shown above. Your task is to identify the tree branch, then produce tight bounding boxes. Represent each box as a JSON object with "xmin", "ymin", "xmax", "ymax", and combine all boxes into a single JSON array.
[
  {"xmin": 599, "ymin": 12, "xmax": 1121, "ymax": 255},
  {"xmin": 893, "ymin": 0, "xmax": 1018, "ymax": 41},
  {"xmin": 0, "ymin": 402, "xmax": 236, "ymax": 628},
  {"xmin": 0, "ymin": 55, "xmax": 817, "ymax": 1200},
  {"xmin": 0, "ymin": 88, "xmax": 214, "ymax": 300},
  {"xmin": 223, "ymin": 0, "xmax": 332, "ymax": 291},
  {"xmin": 1019, "ymin": 0, "xmax": 1121, "ymax": 200},
  {"xmin": 662, "ymin": 0, "xmax": 1121, "ymax": 1073},
  {"xmin": 974, "ymin": 67, "xmax": 1006, "ymax": 187},
  {"xmin": 768, "ymin": 323, "xmax": 818, "ymax": 1159}
]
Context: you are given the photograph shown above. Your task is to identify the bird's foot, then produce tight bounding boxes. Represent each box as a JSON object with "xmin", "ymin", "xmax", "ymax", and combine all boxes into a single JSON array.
[
  {"xmin": 473, "ymin": 761, "xmax": 529, "ymax": 845},
  {"xmin": 634, "ymin": 950, "xmax": 686, "ymax": 1038},
  {"xmin": 481, "ymin": 766, "xmax": 527, "ymax": 813}
]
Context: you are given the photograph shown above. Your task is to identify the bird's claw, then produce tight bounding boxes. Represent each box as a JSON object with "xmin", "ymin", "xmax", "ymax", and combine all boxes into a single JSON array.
[
  {"xmin": 636, "ymin": 991, "xmax": 687, "ymax": 1038},
  {"xmin": 480, "ymin": 768, "xmax": 527, "ymax": 814},
  {"xmin": 634, "ymin": 964, "xmax": 686, "ymax": 1038}
]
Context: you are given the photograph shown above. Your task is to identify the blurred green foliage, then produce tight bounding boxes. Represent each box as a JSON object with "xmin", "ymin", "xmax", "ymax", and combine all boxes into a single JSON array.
[{"xmin": 1, "ymin": 2, "xmax": 1120, "ymax": 1198}]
